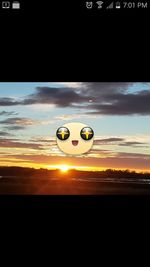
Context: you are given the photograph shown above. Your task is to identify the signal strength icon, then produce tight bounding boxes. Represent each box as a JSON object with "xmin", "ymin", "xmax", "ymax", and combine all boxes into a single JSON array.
[{"xmin": 107, "ymin": 2, "xmax": 114, "ymax": 9}]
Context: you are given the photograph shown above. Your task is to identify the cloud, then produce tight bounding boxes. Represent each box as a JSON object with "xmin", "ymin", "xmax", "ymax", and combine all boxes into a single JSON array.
[
  {"xmin": 116, "ymin": 152, "xmax": 150, "ymax": 158},
  {"xmin": 0, "ymin": 139, "xmax": 44, "ymax": 150},
  {"xmin": 0, "ymin": 117, "xmax": 39, "ymax": 126},
  {"xmin": 58, "ymin": 82, "xmax": 82, "ymax": 88},
  {"xmin": 88, "ymin": 149, "xmax": 112, "ymax": 156},
  {"xmin": 119, "ymin": 141, "xmax": 146, "ymax": 147},
  {"xmin": 0, "ymin": 98, "xmax": 20, "ymax": 106},
  {"xmin": 93, "ymin": 138, "xmax": 149, "ymax": 149},
  {"xmin": 4, "ymin": 126, "xmax": 26, "ymax": 130},
  {"xmin": 94, "ymin": 138, "xmax": 124, "ymax": 145},
  {"xmin": 0, "ymin": 111, "xmax": 18, "ymax": 116},
  {"xmin": 21, "ymin": 86, "xmax": 89, "ymax": 107},
  {"xmin": 55, "ymin": 113, "xmax": 100, "ymax": 121},
  {"xmin": 87, "ymin": 90, "xmax": 150, "ymax": 115},
  {"xmin": 0, "ymin": 131, "xmax": 11, "ymax": 136},
  {"xmin": 21, "ymin": 83, "xmax": 133, "ymax": 108},
  {"xmin": 0, "ymin": 83, "xmax": 150, "ymax": 115},
  {"xmin": 0, "ymin": 117, "xmax": 56, "ymax": 134},
  {"xmin": 1, "ymin": 152, "xmax": 150, "ymax": 170}
]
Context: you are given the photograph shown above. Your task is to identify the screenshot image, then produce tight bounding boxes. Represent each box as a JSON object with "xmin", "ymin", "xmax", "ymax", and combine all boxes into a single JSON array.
[
  {"xmin": 0, "ymin": 0, "xmax": 150, "ymax": 221},
  {"xmin": 0, "ymin": 82, "xmax": 150, "ymax": 194}
]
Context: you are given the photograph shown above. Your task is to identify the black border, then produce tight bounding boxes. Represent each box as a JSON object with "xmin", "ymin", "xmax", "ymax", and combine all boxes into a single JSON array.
[
  {"xmin": 1, "ymin": 196, "xmax": 150, "ymax": 223},
  {"xmin": 0, "ymin": 0, "xmax": 149, "ymax": 81}
]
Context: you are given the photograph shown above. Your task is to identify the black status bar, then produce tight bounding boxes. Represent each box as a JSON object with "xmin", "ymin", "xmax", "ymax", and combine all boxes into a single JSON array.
[{"xmin": 0, "ymin": 1, "xmax": 150, "ymax": 13}]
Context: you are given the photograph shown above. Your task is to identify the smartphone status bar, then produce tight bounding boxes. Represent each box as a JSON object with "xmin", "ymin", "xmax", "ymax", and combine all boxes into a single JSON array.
[
  {"xmin": 0, "ymin": 1, "xmax": 149, "ymax": 13},
  {"xmin": 85, "ymin": 1, "xmax": 149, "ymax": 10}
]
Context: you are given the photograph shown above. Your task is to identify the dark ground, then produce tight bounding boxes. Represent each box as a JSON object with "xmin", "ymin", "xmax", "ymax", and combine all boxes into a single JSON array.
[
  {"xmin": 0, "ymin": 176, "xmax": 150, "ymax": 194},
  {"xmin": 0, "ymin": 167, "xmax": 150, "ymax": 194}
]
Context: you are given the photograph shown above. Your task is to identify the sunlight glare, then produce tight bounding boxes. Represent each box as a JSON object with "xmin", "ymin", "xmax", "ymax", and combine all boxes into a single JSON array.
[{"xmin": 59, "ymin": 165, "xmax": 69, "ymax": 172}]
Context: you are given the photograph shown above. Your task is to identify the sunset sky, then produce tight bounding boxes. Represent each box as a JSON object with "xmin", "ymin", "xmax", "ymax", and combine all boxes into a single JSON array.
[{"xmin": 0, "ymin": 82, "xmax": 150, "ymax": 172}]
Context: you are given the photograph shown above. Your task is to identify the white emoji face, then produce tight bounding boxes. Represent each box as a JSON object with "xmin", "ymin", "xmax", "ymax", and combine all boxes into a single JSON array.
[{"xmin": 56, "ymin": 122, "xmax": 94, "ymax": 155}]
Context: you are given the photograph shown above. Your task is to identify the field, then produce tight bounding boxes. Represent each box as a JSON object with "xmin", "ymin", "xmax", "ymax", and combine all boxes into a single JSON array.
[{"xmin": 0, "ymin": 167, "xmax": 150, "ymax": 194}]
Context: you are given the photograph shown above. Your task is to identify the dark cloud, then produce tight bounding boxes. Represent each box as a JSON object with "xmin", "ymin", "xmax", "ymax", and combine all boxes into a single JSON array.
[
  {"xmin": 4, "ymin": 126, "xmax": 26, "ymax": 130},
  {"xmin": 22, "ymin": 86, "xmax": 89, "ymax": 107},
  {"xmin": 87, "ymin": 89, "xmax": 150, "ymax": 115},
  {"xmin": 80, "ymin": 82, "xmax": 133, "ymax": 96},
  {"xmin": 0, "ymin": 87, "xmax": 89, "ymax": 107},
  {"xmin": 0, "ymin": 139, "xmax": 44, "ymax": 150},
  {"xmin": 119, "ymin": 141, "xmax": 146, "ymax": 147},
  {"xmin": 0, "ymin": 111, "xmax": 18, "ymax": 116},
  {"xmin": 0, "ymin": 83, "xmax": 150, "ymax": 115},
  {"xmin": 0, "ymin": 138, "xmax": 20, "ymax": 141},
  {"xmin": 0, "ymin": 131, "xmax": 11, "ymax": 136},
  {"xmin": 21, "ymin": 83, "xmax": 134, "ymax": 108},
  {"xmin": 0, "ymin": 98, "xmax": 19, "ymax": 106}
]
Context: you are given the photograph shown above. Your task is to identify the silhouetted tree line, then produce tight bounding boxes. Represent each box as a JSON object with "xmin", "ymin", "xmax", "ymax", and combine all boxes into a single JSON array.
[
  {"xmin": 0, "ymin": 166, "xmax": 54, "ymax": 177},
  {"xmin": 0, "ymin": 166, "xmax": 150, "ymax": 180},
  {"xmin": 69, "ymin": 169, "xmax": 150, "ymax": 179}
]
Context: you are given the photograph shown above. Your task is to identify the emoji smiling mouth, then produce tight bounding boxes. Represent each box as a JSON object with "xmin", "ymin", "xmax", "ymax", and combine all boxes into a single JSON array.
[{"xmin": 72, "ymin": 140, "xmax": 78, "ymax": 146}]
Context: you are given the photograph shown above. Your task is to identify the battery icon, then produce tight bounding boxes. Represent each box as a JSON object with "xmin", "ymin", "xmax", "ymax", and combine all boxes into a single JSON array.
[
  {"xmin": 12, "ymin": 1, "xmax": 20, "ymax": 9},
  {"xmin": 116, "ymin": 2, "xmax": 121, "ymax": 8}
]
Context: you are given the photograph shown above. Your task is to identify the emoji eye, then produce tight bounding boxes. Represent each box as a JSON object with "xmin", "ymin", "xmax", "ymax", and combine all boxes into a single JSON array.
[
  {"xmin": 56, "ymin": 127, "xmax": 70, "ymax": 140},
  {"xmin": 80, "ymin": 127, "xmax": 94, "ymax": 141}
]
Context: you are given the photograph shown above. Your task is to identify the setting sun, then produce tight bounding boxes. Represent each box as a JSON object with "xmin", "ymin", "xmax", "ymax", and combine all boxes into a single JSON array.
[{"xmin": 59, "ymin": 165, "xmax": 69, "ymax": 172}]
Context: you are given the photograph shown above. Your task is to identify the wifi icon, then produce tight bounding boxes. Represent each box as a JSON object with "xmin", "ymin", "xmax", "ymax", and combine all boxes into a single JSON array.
[{"xmin": 96, "ymin": 1, "xmax": 103, "ymax": 9}]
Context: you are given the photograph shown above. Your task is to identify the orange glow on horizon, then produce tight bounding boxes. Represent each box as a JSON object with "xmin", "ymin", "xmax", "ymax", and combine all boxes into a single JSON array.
[{"xmin": 0, "ymin": 161, "xmax": 149, "ymax": 174}]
